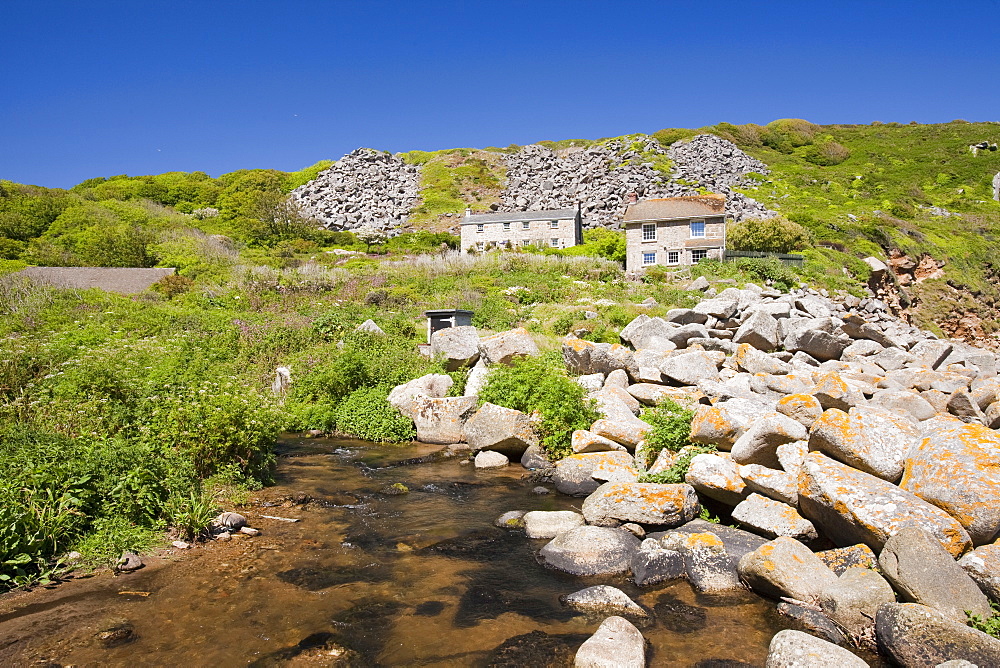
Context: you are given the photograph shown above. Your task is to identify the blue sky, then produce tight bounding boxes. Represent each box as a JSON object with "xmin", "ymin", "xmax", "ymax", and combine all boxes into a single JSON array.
[{"xmin": 2, "ymin": 1, "xmax": 998, "ymax": 189}]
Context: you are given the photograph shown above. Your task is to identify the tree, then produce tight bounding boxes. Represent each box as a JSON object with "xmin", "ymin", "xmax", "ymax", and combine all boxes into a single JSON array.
[
  {"xmin": 727, "ymin": 216, "xmax": 811, "ymax": 254},
  {"xmin": 355, "ymin": 224, "xmax": 387, "ymax": 252}
]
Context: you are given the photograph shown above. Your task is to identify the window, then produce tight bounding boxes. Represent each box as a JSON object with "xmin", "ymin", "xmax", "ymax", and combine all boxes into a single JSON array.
[
  {"xmin": 691, "ymin": 249, "xmax": 708, "ymax": 263},
  {"xmin": 522, "ymin": 221, "xmax": 530, "ymax": 230},
  {"xmin": 550, "ymin": 220, "xmax": 559, "ymax": 229},
  {"xmin": 667, "ymin": 251, "xmax": 680, "ymax": 265},
  {"xmin": 642, "ymin": 251, "xmax": 656, "ymax": 266},
  {"xmin": 477, "ymin": 242, "xmax": 485, "ymax": 251},
  {"xmin": 550, "ymin": 238, "xmax": 559, "ymax": 247},
  {"xmin": 503, "ymin": 222, "xmax": 511, "ymax": 231},
  {"xmin": 690, "ymin": 220, "xmax": 705, "ymax": 238},
  {"xmin": 476, "ymin": 223, "xmax": 484, "ymax": 233},
  {"xmin": 522, "ymin": 239, "xmax": 531, "ymax": 247},
  {"xmin": 642, "ymin": 223, "xmax": 656, "ymax": 241}
]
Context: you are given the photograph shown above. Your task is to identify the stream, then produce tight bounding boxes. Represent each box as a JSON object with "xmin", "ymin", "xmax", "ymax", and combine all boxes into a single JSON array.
[{"xmin": 0, "ymin": 437, "xmax": 796, "ymax": 667}]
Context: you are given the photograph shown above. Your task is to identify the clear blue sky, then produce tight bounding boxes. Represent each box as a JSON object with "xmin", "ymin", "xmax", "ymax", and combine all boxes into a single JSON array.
[{"xmin": 2, "ymin": 1, "xmax": 998, "ymax": 189}]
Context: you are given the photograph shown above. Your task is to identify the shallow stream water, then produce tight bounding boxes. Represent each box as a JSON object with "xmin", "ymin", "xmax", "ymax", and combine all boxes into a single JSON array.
[{"xmin": 0, "ymin": 437, "xmax": 797, "ymax": 667}]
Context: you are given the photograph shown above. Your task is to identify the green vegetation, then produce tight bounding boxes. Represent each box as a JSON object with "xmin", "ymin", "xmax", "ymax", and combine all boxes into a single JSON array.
[
  {"xmin": 967, "ymin": 602, "xmax": 1000, "ymax": 638},
  {"xmin": 639, "ymin": 445, "xmax": 717, "ymax": 485},
  {"xmin": 477, "ymin": 352, "xmax": 600, "ymax": 460},
  {"xmin": 726, "ymin": 216, "xmax": 811, "ymax": 254},
  {"xmin": 401, "ymin": 148, "xmax": 505, "ymax": 223},
  {"xmin": 638, "ymin": 399, "xmax": 695, "ymax": 468}
]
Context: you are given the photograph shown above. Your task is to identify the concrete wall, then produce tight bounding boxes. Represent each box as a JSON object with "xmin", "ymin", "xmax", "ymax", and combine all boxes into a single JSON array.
[
  {"xmin": 625, "ymin": 216, "xmax": 726, "ymax": 271},
  {"xmin": 461, "ymin": 217, "xmax": 577, "ymax": 252}
]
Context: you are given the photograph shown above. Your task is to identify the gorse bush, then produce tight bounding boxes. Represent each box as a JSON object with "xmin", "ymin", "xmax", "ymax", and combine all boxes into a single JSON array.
[
  {"xmin": 478, "ymin": 352, "xmax": 600, "ymax": 460},
  {"xmin": 726, "ymin": 216, "xmax": 811, "ymax": 254}
]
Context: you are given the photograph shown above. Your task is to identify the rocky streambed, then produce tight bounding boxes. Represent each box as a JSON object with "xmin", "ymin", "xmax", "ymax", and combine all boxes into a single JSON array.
[{"xmin": 0, "ymin": 438, "xmax": 799, "ymax": 667}]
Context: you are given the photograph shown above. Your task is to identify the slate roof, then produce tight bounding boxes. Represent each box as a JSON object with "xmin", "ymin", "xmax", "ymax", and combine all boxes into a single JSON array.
[
  {"xmin": 623, "ymin": 195, "xmax": 726, "ymax": 223},
  {"xmin": 461, "ymin": 208, "xmax": 578, "ymax": 225},
  {"xmin": 14, "ymin": 267, "xmax": 176, "ymax": 294}
]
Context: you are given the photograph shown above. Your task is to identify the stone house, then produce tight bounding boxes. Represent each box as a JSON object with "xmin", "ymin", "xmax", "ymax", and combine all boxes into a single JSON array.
[
  {"xmin": 460, "ymin": 207, "xmax": 584, "ymax": 253},
  {"xmin": 623, "ymin": 195, "xmax": 727, "ymax": 271}
]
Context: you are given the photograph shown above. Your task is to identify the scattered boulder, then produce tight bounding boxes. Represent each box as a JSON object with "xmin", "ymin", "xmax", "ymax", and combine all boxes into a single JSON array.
[
  {"xmin": 959, "ymin": 544, "xmax": 1000, "ymax": 604},
  {"xmin": 658, "ymin": 351, "xmax": 720, "ymax": 386},
  {"xmin": 875, "ymin": 602, "xmax": 1000, "ymax": 667},
  {"xmin": 474, "ymin": 450, "xmax": 509, "ymax": 469},
  {"xmin": 582, "ymin": 482, "xmax": 699, "ymax": 528},
  {"xmin": 463, "ymin": 403, "xmax": 538, "ymax": 457},
  {"xmin": 818, "ymin": 567, "xmax": 896, "ymax": 648},
  {"xmin": 739, "ymin": 464, "xmax": 798, "ymax": 506},
  {"xmin": 479, "ymin": 328, "xmax": 539, "ymax": 366},
  {"xmin": 815, "ymin": 544, "xmax": 878, "ymax": 576},
  {"xmin": 574, "ymin": 616, "xmax": 646, "ymax": 668},
  {"xmin": 388, "ymin": 373, "xmax": 453, "ymax": 418},
  {"xmin": 877, "ymin": 526, "xmax": 991, "ymax": 622},
  {"xmin": 733, "ymin": 310, "xmax": 780, "ymax": 352},
  {"xmin": 494, "ymin": 510, "xmax": 526, "ymax": 529},
  {"xmin": 685, "ymin": 453, "xmax": 747, "ymax": 506},
  {"xmin": 572, "ymin": 429, "xmax": 627, "ymax": 454},
  {"xmin": 730, "ymin": 412, "xmax": 808, "ymax": 468},
  {"xmin": 774, "ymin": 393, "xmax": 824, "ymax": 428},
  {"xmin": 731, "ymin": 493, "xmax": 817, "ymax": 542},
  {"xmin": 630, "ymin": 544, "xmax": 685, "ymax": 587},
  {"xmin": 807, "ymin": 406, "xmax": 920, "ymax": 482},
  {"xmin": 798, "ymin": 452, "xmax": 972, "ymax": 557},
  {"xmin": 539, "ymin": 526, "xmax": 640, "ymax": 576},
  {"xmin": 659, "ymin": 530, "xmax": 742, "ymax": 592},
  {"xmin": 590, "ymin": 418, "xmax": 651, "ymax": 449},
  {"xmin": 523, "ymin": 510, "xmax": 585, "ymax": 539},
  {"xmin": 412, "ymin": 395, "xmax": 478, "ymax": 444},
  {"xmin": 764, "ymin": 629, "xmax": 869, "ymax": 668},
  {"xmin": 430, "ymin": 325, "xmax": 480, "ymax": 370},
  {"xmin": 561, "ymin": 586, "xmax": 649, "ymax": 619},
  {"xmin": 553, "ymin": 452, "xmax": 637, "ymax": 496},
  {"xmin": 737, "ymin": 536, "xmax": 838, "ymax": 603}
]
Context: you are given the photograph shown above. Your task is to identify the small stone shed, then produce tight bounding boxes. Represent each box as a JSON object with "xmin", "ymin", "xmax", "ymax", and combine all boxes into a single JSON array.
[
  {"xmin": 424, "ymin": 309, "xmax": 474, "ymax": 343},
  {"xmin": 12, "ymin": 267, "xmax": 176, "ymax": 294},
  {"xmin": 624, "ymin": 195, "xmax": 728, "ymax": 272},
  {"xmin": 460, "ymin": 207, "xmax": 584, "ymax": 253}
]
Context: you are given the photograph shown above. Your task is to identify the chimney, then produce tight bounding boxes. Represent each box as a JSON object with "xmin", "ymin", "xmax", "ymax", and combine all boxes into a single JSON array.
[
  {"xmin": 628, "ymin": 192, "xmax": 638, "ymax": 204},
  {"xmin": 464, "ymin": 207, "xmax": 472, "ymax": 218}
]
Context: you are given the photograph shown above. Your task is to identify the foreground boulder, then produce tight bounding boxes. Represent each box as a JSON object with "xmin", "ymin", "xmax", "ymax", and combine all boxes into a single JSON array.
[
  {"xmin": 474, "ymin": 450, "xmax": 509, "ymax": 469},
  {"xmin": 808, "ymin": 406, "xmax": 920, "ymax": 482},
  {"xmin": 659, "ymin": 531, "xmax": 741, "ymax": 592},
  {"xmin": 630, "ymin": 542, "xmax": 685, "ymax": 587},
  {"xmin": 412, "ymin": 395, "xmax": 478, "ymax": 444},
  {"xmin": 430, "ymin": 325, "xmax": 480, "ymax": 370},
  {"xmin": 876, "ymin": 602, "xmax": 1000, "ymax": 667},
  {"xmin": 388, "ymin": 373, "xmax": 453, "ymax": 418},
  {"xmin": 553, "ymin": 452, "xmax": 636, "ymax": 497},
  {"xmin": 539, "ymin": 526, "xmax": 640, "ymax": 576},
  {"xmin": 523, "ymin": 510, "xmax": 585, "ymax": 539},
  {"xmin": 959, "ymin": 544, "xmax": 1000, "ymax": 603},
  {"xmin": 899, "ymin": 421, "xmax": 1000, "ymax": 545},
  {"xmin": 798, "ymin": 452, "xmax": 973, "ymax": 557},
  {"xmin": 737, "ymin": 536, "xmax": 838, "ymax": 603},
  {"xmin": 877, "ymin": 527, "xmax": 991, "ymax": 622},
  {"xmin": 574, "ymin": 616, "xmax": 645, "ymax": 668},
  {"xmin": 479, "ymin": 327, "xmax": 539, "ymax": 366},
  {"xmin": 561, "ymin": 586, "xmax": 649, "ymax": 619},
  {"xmin": 730, "ymin": 412, "xmax": 807, "ymax": 468},
  {"xmin": 563, "ymin": 339, "xmax": 634, "ymax": 376},
  {"xmin": 765, "ymin": 629, "xmax": 869, "ymax": 668},
  {"xmin": 582, "ymin": 483, "xmax": 699, "ymax": 528},
  {"xmin": 684, "ymin": 453, "xmax": 746, "ymax": 506},
  {"xmin": 463, "ymin": 402, "xmax": 538, "ymax": 458},
  {"xmin": 818, "ymin": 567, "xmax": 895, "ymax": 648},
  {"xmin": 731, "ymin": 493, "xmax": 817, "ymax": 542}
]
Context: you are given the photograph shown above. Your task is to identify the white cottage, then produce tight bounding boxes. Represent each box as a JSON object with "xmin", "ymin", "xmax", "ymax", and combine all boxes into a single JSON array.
[{"xmin": 460, "ymin": 207, "xmax": 584, "ymax": 253}]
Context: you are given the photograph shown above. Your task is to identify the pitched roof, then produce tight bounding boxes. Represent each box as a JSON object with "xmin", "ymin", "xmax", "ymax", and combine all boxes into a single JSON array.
[
  {"xmin": 14, "ymin": 267, "xmax": 176, "ymax": 294},
  {"xmin": 623, "ymin": 195, "xmax": 726, "ymax": 223},
  {"xmin": 461, "ymin": 208, "xmax": 578, "ymax": 225}
]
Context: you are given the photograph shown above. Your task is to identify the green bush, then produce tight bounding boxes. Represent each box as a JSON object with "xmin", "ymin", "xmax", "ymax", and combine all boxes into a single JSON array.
[
  {"xmin": 334, "ymin": 385, "xmax": 416, "ymax": 442},
  {"xmin": 478, "ymin": 352, "xmax": 600, "ymax": 460},
  {"xmin": 726, "ymin": 216, "xmax": 811, "ymax": 254},
  {"xmin": 968, "ymin": 602, "xmax": 1000, "ymax": 639},
  {"xmin": 640, "ymin": 399, "xmax": 695, "ymax": 468},
  {"xmin": 638, "ymin": 445, "xmax": 716, "ymax": 484}
]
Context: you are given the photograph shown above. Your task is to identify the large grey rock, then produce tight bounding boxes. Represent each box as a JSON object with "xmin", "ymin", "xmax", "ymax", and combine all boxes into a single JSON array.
[
  {"xmin": 620, "ymin": 314, "xmax": 651, "ymax": 347},
  {"xmin": 685, "ymin": 453, "xmax": 746, "ymax": 506},
  {"xmin": 775, "ymin": 393, "xmax": 824, "ymax": 429},
  {"xmin": 733, "ymin": 310, "xmax": 780, "ymax": 352},
  {"xmin": 818, "ymin": 567, "xmax": 896, "ymax": 648},
  {"xmin": 739, "ymin": 464, "xmax": 797, "ymax": 505},
  {"xmin": 520, "ymin": 444, "xmax": 549, "ymax": 469},
  {"xmin": 662, "ymin": 323, "xmax": 710, "ymax": 349},
  {"xmin": 785, "ymin": 327, "xmax": 850, "ymax": 362},
  {"xmin": 878, "ymin": 527, "xmax": 991, "ymax": 622},
  {"xmin": 590, "ymin": 417, "xmax": 651, "ymax": 448},
  {"xmin": 412, "ymin": 395, "xmax": 478, "ymax": 444},
  {"xmin": 625, "ymin": 383, "xmax": 700, "ymax": 408},
  {"xmin": 563, "ymin": 339, "xmax": 634, "ymax": 376},
  {"xmin": 523, "ymin": 510, "xmax": 585, "ymax": 539},
  {"xmin": 561, "ymin": 586, "xmax": 649, "ymax": 619},
  {"xmin": 479, "ymin": 327, "xmax": 539, "ymax": 366},
  {"xmin": 870, "ymin": 389, "xmax": 937, "ymax": 422},
  {"xmin": 872, "ymin": 346, "xmax": 917, "ymax": 372},
  {"xmin": 582, "ymin": 482, "xmax": 699, "ymax": 527},
  {"xmin": 430, "ymin": 325, "xmax": 480, "ymax": 370},
  {"xmin": 808, "ymin": 406, "xmax": 921, "ymax": 482},
  {"xmin": 630, "ymin": 544, "xmax": 685, "ymax": 586},
  {"xmin": 733, "ymin": 343, "xmax": 791, "ymax": 374},
  {"xmin": 765, "ymin": 629, "xmax": 869, "ymax": 668},
  {"xmin": 811, "ymin": 372, "xmax": 864, "ymax": 411},
  {"xmin": 388, "ymin": 373, "xmax": 453, "ymax": 419},
  {"xmin": 658, "ymin": 351, "xmax": 720, "ymax": 385},
  {"xmin": 841, "ymin": 312, "xmax": 898, "ymax": 348},
  {"xmin": 661, "ymin": 519, "xmax": 769, "ymax": 567},
  {"xmin": 732, "ymin": 493, "xmax": 818, "ymax": 542},
  {"xmin": 694, "ymin": 298, "xmax": 738, "ymax": 319},
  {"xmin": 463, "ymin": 402, "xmax": 538, "ymax": 457},
  {"xmin": 900, "ymin": 421, "xmax": 1000, "ymax": 545},
  {"xmin": 665, "ymin": 308, "xmax": 708, "ymax": 325},
  {"xmin": 876, "ymin": 602, "xmax": 1000, "ymax": 667},
  {"xmin": 911, "ymin": 339, "xmax": 954, "ymax": 370},
  {"xmin": 730, "ymin": 412, "xmax": 808, "ymax": 468},
  {"xmin": 659, "ymin": 530, "xmax": 742, "ymax": 592},
  {"xmin": 799, "ymin": 452, "xmax": 973, "ymax": 557},
  {"xmin": 571, "ymin": 429, "xmax": 626, "ymax": 454},
  {"xmin": 737, "ymin": 536, "xmax": 838, "ymax": 603},
  {"xmin": 553, "ymin": 451, "xmax": 637, "ymax": 496},
  {"xmin": 574, "ymin": 616, "xmax": 645, "ymax": 668},
  {"xmin": 464, "ymin": 360, "xmax": 491, "ymax": 397},
  {"xmin": 959, "ymin": 544, "xmax": 1000, "ymax": 604},
  {"xmin": 539, "ymin": 526, "xmax": 640, "ymax": 576}
]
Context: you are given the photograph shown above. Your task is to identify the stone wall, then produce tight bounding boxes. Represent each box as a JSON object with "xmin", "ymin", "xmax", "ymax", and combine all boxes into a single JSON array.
[
  {"xmin": 625, "ymin": 216, "xmax": 726, "ymax": 271},
  {"xmin": 460, "ymin": 216, "xmax": 578, "ymax": 252}
]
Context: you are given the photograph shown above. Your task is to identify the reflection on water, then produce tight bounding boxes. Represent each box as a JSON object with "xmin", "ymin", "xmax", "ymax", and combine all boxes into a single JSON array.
[{"xmin": 0, "ymin": 437, "xmax": 795, "ymax": 667}]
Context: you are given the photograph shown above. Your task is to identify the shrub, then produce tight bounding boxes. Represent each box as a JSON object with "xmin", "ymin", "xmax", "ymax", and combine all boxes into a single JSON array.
[
  {"xmin": 638, "ymin": 445, "xmax": 716, "ymax": 484},
  {"xmin": 968, "ymin": 602, "xmax": 1000, "ymax": 639},
  {"xmin": 804, "ymin": 140, "xmax": 851, "ymax": 166},
  {"xmin": 478, "ymin": 352, "xmax": 600, "ymax": 459},
  {"xmin": 726, "ymin": 216, "xmax": 811, "ymax": 254},
  {"xmin": 640, "ymin": 399, "xmax": 695, "ymax": 468},
  {"xmin": 334, "ymin": 385, "xmax": 416, "ymax": 442}
]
